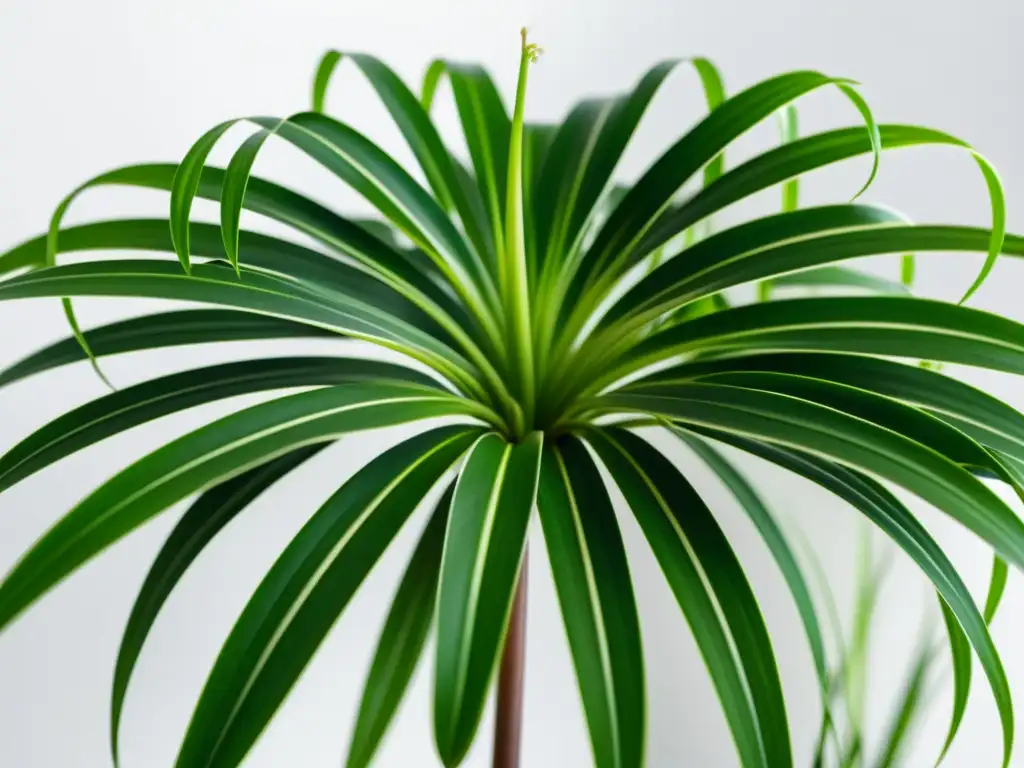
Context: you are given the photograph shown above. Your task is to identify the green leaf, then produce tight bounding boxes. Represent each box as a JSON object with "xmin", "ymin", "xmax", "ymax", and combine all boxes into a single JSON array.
[
  {"xmin": 633, "ymin": 352, "xmax": 1024, "ymax": 464},
  {"xmin": 0, "ymin": 382, "xmax": 487, "ymax": 632},
  {"xmin": 535, "ymin": 58, "xmax": 725, "ymax": 289},
  {"xmin": 173, "ymin": 425, "xmax": 479, "ymax": 768},
  {"xmin": 613, "ymin": 294, "xmax": 1024, "ymax": 390},
  {"xmin": 901, "ymin": 253, "xmax": 916, "ymax": 287},
  {"xmin": 631, "ymin": 125, "xmax": 1003, "ymax": 280},
  {"xmin": 313, "ymin": 52, "xmax": 497, "ymax": 265},
  {"xmin": 168, "ymin": 120, "xmax": 235, "ymax": 273},
  {"xmin": 4, "ymin": 218, "xmax": 447, "ymax": 336},
  {"xmin": 671, "ymin": 430, "xmax": 1015, "ymax": 768},
  {"xmin": 220, "ymin": 127, "xmax": 278, "ymax": 274},
  {"xmin": 768, "ymin": 266, "xmax": 909, "ymax": 295},
  {"xmin": 0, "ymin": 310, "xmax": 336, "ymax": 390},
  {"xmin": 253, "ymin": 113, "xmax": 500, "ymax": 324},
  {"xmin": 650, "ymin": 372, "xmax": 1008, "ymax": 483},
  {"xmin": 346, "ymin": 482, "xmax": 454, "ymax": 768},
  {"xmin": 522, "ymin": 122, "xmax": 557, "ymax": 281},
  {"xmin": 776, "ymin": 105, "xmax": 800, "ymax": 212},
  {"xmin": 669, "ymin": 429, "xmax": 828, "ymax": 692},
  {"xmin": 0, "ymin": 259, "xmax": 490, "ymax": 400},
  {"xmin": 600, "ymin": 204, "xmax": 908, "ymax": 331},
  {"xmin": 596, "ymin": 385, "xmax": 1024, "ymax": 573},
  {"xmin": 587, "ymin": 427, "xmax": 791, "ymax": 768},
  {"xmin": 420, "ymin": 60, "xmax": 510, "ymax": 268},
  {"xmin": 938, "ymin": 598, "xmax": 972, "ymax": 764},
  {"xmin": 985, "ymin": 556, "xmax": 1009, "ymax": 623},
  {"xmin": 536, "ymin": 436, "xmax": 645, "ymax": 768},
  {"xmin": 0, "ymin": 357, "xmax": 440, "ymax": 493},
  {"xmin": 873, "ymin": 643, "xmax": 935, "ymax": 768},
  {"xmin": 12, "ymin": 215, "xmax": 512, "ymax": 404},
  {"xmin": 434, "ymin": 431, "xmax": 543, "ymax": 766},
  {"xmin": 18, "ymin": 163, "xmax": 470, "ymax": 332},
  {"xmin": 567, "ymin": 70, "xmax": 878, "ymax": 307},
  {"xmin": 110, "ymin": 444, "xmax": 327, "ymax": 765}
]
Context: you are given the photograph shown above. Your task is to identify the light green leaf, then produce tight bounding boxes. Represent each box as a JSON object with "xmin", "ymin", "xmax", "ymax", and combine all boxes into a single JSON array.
[
  {"xmin": 768, "ymin": 266, "xmax": 909, "ymax": 295},
  {"xmin": 938, "ymin": 598, "xmax": 972, "ymax": 764},
  {"xmin": 985, "ymin": 556, "xmax": 1009, "ymax": 623},
  {"xmin": 873, "ymin": 643, "xmax": 936, "ymax": 768},
  {"xmin": 776, "ymin": 105, "xmax": 800, "ymax": 212}
]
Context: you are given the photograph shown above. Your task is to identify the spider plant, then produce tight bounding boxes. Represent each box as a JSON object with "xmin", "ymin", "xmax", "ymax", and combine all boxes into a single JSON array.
[{"xmin": 1, "ymin": 28, "xmax": 1022, "ymax": 768}]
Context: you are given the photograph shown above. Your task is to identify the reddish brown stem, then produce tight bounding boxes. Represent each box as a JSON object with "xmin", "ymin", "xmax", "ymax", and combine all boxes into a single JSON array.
[{"xmin": 492, "ymin": 555, "xmax": 528, "ymax": 768}]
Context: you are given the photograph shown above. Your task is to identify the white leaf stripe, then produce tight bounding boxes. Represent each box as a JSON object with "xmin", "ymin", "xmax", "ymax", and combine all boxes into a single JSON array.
[
  {"xmin": 203, "ymin": 428, "xmax": 475, "ymax": 762},
  {"xmin": 551, "ymin": 444, "xmax": 623, "ymax": 765}
]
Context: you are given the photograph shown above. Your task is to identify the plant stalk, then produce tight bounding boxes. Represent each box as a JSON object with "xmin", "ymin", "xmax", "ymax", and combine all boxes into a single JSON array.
[{"xmin": 492, "ymin": 555, "xmax": 529, "ymax": 768}]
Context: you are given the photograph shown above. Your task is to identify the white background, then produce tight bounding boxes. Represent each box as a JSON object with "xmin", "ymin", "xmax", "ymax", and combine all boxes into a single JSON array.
[{"xmin": 2, "ymin": 0, "xmax": 1023, "ymax": 766}]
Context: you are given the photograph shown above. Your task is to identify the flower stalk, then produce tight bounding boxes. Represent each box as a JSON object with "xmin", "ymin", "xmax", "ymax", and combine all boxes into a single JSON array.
[{"xmin": 503, "ymin": 29, "xmax": 542, "ymax": 437}]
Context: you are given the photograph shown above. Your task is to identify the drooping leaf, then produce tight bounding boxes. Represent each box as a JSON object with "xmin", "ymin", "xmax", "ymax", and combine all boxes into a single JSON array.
[
  {"xmin": 0, "ymin": 310, "xmax": 336, "ymax": 390},
  {"xmin": 872, "ymin": 642, "xmax": 936, "ymax": 768},
  {"xmin": 937, "ymin": 598, "xmax": 972, "ymax": 764},
  {"xmin": 595, "ymin": 385, "xmax": 1024, "ymax": 573},
  {"xmin": 0, "ymin": 357, "xmax": 441, "ymax": 493},
  {"xmin": 565, "ymin": 70, "xmax": 880, "ymax": 315},
  {"xmin": 0, "ymin": 383, "xmax": 488, "ymax": 632},
  {"xmin": 434, "ymin": 432, "xmax": 543, "ymax": 766},
  {"xmin": 346, "ymin": 482, "xmax": 454, "ymax": 768},
  {"xmin": 0, "ymin": 259, "xmax": 490, "ymax": 400},
  {"xmin": 173, "ymin": 425, "xmax": 480, "ymax": 768},
  {"xmin": 111, "ymin": 444, "xmax": 328, "ymax": 764},
  {"xmin": 670, "ymin": 428, "xmax": 828, "ymax": 692},
  {"xmin": 629, "ymin": 125, "xmax": 1004, "ymax": 280},
  {"xmin": 420, "ymin": 59, "xmax": 510, "ymax": 268},
  {"xmin": 536, "ymin": 436, "xmax": 645, "ymax": 768},
  {"xmin": 680, "ymin": 431, "xmax": 1014, "ymax": 768},
  {"xmin": 607, "ymin": 294, "xmax": 1024, "ymax": 392},
  {"xmin": 588, "ymin": 427, "xmax": 791, "ymax": 768}
]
